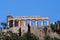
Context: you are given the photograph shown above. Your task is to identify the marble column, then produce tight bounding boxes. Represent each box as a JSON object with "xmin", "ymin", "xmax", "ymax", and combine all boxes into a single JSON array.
[
  {"xmin": 36, "ymin": 20, "xmax": 38, "ymax": 27},
  {"xmin": 13, "ymin": 20, "xmax": 15, "ymax": 27},
  {"xmin": 30, "ymin": 20, "xmax": 32, "ymax": 26},
  {"xmin": 47, "ymin": 20, "xmax": 50, "ymax": 26},
  {"xmin": 24, "ymin": 20, "xmax": 26, "ymax": 26},
  {"xmin": 19, "ymin": 20, "xmax": 20, "ymax": 27},
  {"xmin": 41, "ymin": 20, "xmax": 44, "ymax": 27},
  {"xmin": 7, "ymin": 20, "xmax": 9, "ymax": 28}
]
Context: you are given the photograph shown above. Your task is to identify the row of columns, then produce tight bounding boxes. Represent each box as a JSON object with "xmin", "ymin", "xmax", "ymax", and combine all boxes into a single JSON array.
[
  {"xmin": 7, "ymin": 19, "xmax": 50, "ymax": 28},
  {"xmin": 29, "ymin": 20, "xmax": 50, "ymax": 27}
]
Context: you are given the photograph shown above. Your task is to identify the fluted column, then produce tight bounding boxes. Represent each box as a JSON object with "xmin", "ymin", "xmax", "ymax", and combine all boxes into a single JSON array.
[
  {"xmin": 36, "ymin": 20, "xmax": 38, "ymax": 27},
  {"xmin": 41, "ymin": 20, "xmax": 44, "ymax": 27},
  {"xmin": 19, "ymin": 20, "xmax": 20, "ymax": 27},
  {"xmin": 7, "ymin": 20, "xmax": 9, "ymax": 28},
  {"xmin": 13, "ymin": 20, "xmax": 15, "ymax": 27},
  {"xmin": 47, "ymin": 20, "xmax": 50, "ymax": 26},
  {"xmin": 30, "ymin": 20, "xmax": 32, "ymax": 26},
  {"xmin": 24, "ymin": 20, "xmax": 26, "ymax": 26}
]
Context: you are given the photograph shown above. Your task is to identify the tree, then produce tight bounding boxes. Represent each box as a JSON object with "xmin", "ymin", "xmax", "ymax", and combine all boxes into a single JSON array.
[
  {"xmin": 0, "ymin": 31, "xmax": 20, "ymax": 40},
  {"xmin": 19, "ymin": 28, "xmax": 21, "ymax": 36},
  {"xmin": 45, "ymin": 36, "xmax": 52, "ymax": 40},
  {"xmin": 21, "ymin": 24, "xmax": 39, "ymax": 40},
  {"xmin": 50, "ymin": 21, "xmax": 60, "ymax": 34},
  {"xmin": 22, "ymin": 32, "xmax": 39, "ymax": 40},
  {"xmin": 1, "ymin": 22, "xmax": 7, "ymax": 29},
  {"xmin": 0, "ymin": 23, "xmax": 39, "ymax": 40},
  {"xmin": 44, "ymin": 27, "xmax": 47, "ymax": 35},
  {"xmin": 28, "ymin": 24, "xmax": 30, "ymax": 33},
  {"xmin": 57, "ymin": 21, "xmax": 60, "ymax": 34}
]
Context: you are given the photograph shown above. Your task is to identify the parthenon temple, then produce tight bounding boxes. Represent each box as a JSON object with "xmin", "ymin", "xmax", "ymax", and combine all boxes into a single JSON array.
[{"xmin": 7, "ymin": 15, "xmax": 50, "ymax": 28}]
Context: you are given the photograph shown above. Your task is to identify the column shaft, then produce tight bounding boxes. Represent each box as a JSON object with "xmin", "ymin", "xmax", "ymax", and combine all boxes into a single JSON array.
[
  {"xmin": 19, "ymin": 20, "xmax": 20, "ymax": 27},
  {"xmin": 30, "ymin": 20, "xmax": 32, "ymax": 26},
  {"xmin": 47, "ymin": 20, "xmax": 50, "ymax": 26},
  {"xmin": 7, "ymin": 20, "xmax": 9, "ymax": 28},
  {"xmin": 41, "ymin": 20, "xmax": 44, "ymax": 27},
  {"xmin": 13, "ymin": 20, "xmax": 15, "ymax": 27},
  {"xmin": 36, "ymin": 20, "xmax": 38, "ymax": 27},
  {"xmin": 24, "ymin": 20, "xmax": 26, "ymax": 26}
]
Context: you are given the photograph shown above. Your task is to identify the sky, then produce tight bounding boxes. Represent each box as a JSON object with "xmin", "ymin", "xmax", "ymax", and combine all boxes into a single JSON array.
[{"xmin": 0, "ymin": 0, "xmax": 60, "ymax": 28}]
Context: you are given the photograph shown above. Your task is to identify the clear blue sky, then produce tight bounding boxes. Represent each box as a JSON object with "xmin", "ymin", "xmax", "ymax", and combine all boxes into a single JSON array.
[{"xmin": 0, "ymin": 0, "xmax": 60, "ymax": 28}]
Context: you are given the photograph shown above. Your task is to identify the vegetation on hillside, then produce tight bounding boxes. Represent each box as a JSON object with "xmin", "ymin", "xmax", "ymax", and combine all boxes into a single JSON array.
[
  {"xmin": 44, "ymin": 20, "xmax": 60, "ymax": 40},
  {"xmin": 0, "ymin": 21, "xmax": 60, "ymax": 40},
  {"xmin": 50, "ymin": 21, "xmax": 60, "ymax": 34},
  {"xmin": 1, "ymin": 22, "xmax": 7, "ymax": 29},
  {"xmin": 45, "ymin": 35, "xmax": 60, "ymax": 40},
  {"xmin": 0, "ymin": 24, "xmax": 39, "ymax": 40}
]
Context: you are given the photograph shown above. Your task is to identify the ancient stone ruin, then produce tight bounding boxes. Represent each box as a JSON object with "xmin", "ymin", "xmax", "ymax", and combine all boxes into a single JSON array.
[{"xmin": 6, "ymin": 15, "xmax": 50, "ymax": 40}]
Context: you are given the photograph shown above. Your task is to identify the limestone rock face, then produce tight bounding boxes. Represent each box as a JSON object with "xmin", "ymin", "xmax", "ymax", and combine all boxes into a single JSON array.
[
  {"xmin": 48, "ymin": 32, "xmax": 60, "ymax": 39},
  {"xmin": 1, "ymin": 26, "xmax": 60, "ymax": 40},
  {"xmin": 30, "ymin": 27, "xmax": 45, "ymax": 40},
  {"xmin": 8, "ymin": 26, "xmax": 28, "ymax": 35}
]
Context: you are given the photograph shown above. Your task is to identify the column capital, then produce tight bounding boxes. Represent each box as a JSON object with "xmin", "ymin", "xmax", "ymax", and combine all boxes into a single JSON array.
[
  {"xmin": 30, "ymin": 19, "xmax": 32, "ymax": 21},
  {"xmin": 24, "ymin": 19, "xmax": 26, "ymax": 21},
  {"xmin": 41, "ymin": 19, "xmax": 44, "ymax": 21},
  {"xmin": 36, "ymin": 19, "xmax": 38, "ymax": 21}
]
